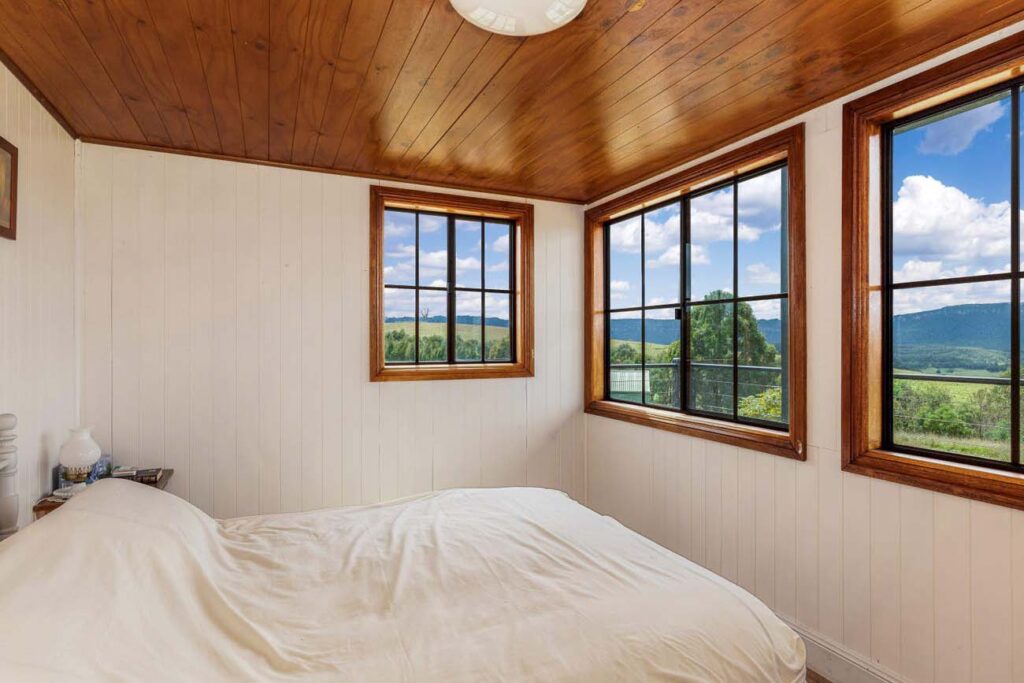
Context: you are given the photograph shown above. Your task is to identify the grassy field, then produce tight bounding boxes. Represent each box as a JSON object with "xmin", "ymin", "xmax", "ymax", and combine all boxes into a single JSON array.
[
  {"xmin": 894, "ymin": 367, "xmax": 1006, "ymax": 379},
  {"xmin": 894, "ymin": 431, "xmax": 1010, "ymax": 462}
]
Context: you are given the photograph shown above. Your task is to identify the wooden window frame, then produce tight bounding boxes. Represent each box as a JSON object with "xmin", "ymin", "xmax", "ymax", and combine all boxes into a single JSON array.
[
  {"xmin": 842, "ymin": 32, "xmax": 1024, "ymax": 510},
  {"xmin": 370, "ymin": 186, "xmax": 534, "ymax": 382},
  {"xmin": 584, "ymin": 124, "xmax": 807, "ymax": 460}
]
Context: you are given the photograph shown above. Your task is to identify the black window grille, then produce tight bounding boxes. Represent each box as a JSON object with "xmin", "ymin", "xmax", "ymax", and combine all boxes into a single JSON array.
[
  {"xmin": 603, "ymin": 162, "xmax": 790, "ymax": 430},
  {"xmin": 382, "ymin": 209, "xmax": 516, "ymax": 366},
  {"xmin": 882, "ymin": 81, "xmax": 1024, "ymax": 473}
]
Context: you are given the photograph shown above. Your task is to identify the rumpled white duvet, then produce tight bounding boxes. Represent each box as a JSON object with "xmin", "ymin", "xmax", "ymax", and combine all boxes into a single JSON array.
[{"xmin": 0, "ymin": 480, "xmax": 804, "ymax": 682}]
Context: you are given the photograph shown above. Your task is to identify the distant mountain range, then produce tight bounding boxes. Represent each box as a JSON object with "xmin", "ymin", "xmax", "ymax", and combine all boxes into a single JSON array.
[
  {"xmin": 892, "ymin": 302, "xmax": 1010, "ymax": 351},
  {"xmin": 609, "ymin": 302, "xmax": 1014, "ymax": 350},
  {"xmin": 609, "ymin": 316, "xmax": 781, "ymax": 346}
]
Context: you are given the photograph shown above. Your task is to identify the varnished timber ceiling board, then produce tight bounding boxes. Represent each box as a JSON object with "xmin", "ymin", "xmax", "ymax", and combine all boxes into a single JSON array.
[{"xmin": 3, "ymin": 1, "xmax": 1024, "ymax": 203}]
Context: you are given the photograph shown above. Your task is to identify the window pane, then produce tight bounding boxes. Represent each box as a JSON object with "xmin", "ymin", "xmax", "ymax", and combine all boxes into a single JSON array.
[
  {"xmin": 609, "ymin": 311, "xmax": 642, "ymax": 403},
  {"xmin": 383, "ymin": 287, "xmax": 416, "ymax": 363},
  {"xmin": 484, "ymin": 293, "xmax": 511, "ymax": 361},
  {"xmin": 738, "ymin": 298, "xmax": 786, "ymax": 424},
  {"xmin": 645, "ymin": 308, "xmax": 680, "ymax": 408},
  {"xmin": 383, "ymin": 210, "xmax": 416, "ymax": 286},
  {"xmin": 418, "ymin": 291, "xmax": 447, "ymax": 362},
  {"xmin": 456, "ymin": 219, "xmax": 482, "ymax": 288},
  {"xmin": 893, "ymin": 379, "xmax": 1010, "ymax": 463},
  {"xmin": 689, "ymin": 186, "xmax": 734, "ymax": 301},
  {"xmin": 455, "ymin": 291, "xmax": 482, "ymax": 362},
  {"xmin": 892, "ymin": 280, "xmax": 1010, "ymax": 379},
  {"xmin": 644, "ymin": 203, "xmax": 681, "ymax": 306},
  {"xmin": 418, "ymin": 214, "xmax": 448, "ymax": 287},
  {"xmin": 609, "ymin": 215, "xmax": 641, "ymax": 309},
  {"xmin": 687, "ymin": 302, "xmax": 734, "ymax": 415},
  {"xmin": 891, "ymin": 91, "xmax": 1011, "ymax": 283},
  {"xmin": 738, "ymin": 168, "xmax": 786, "ymax": 297},
  {"xmin": 485, "ymin": 222, "xmax": 512, "ymax": 291}
]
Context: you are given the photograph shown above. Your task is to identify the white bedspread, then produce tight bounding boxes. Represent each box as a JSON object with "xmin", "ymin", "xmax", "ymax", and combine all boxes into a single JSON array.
[{"xmin": 0, "ymin": 480, "xmax": 804, "ymax": 682}]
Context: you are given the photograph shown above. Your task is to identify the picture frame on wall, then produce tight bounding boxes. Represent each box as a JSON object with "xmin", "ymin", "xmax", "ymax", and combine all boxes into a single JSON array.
[{"xmin": 0, "ymin": 135, "xmax": 17, "ymax": 241}]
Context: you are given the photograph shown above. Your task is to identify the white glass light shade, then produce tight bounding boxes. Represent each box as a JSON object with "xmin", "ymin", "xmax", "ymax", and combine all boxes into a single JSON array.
[
  {"xmin": 449, "ymin": 0, "xmax": 588, "ymax": 36},
  {"xmin": 59, "ymin": 427, "xmax": 101, "ymax": 471}
]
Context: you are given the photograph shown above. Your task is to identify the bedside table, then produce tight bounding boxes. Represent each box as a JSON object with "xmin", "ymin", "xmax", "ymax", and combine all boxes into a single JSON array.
[{"xmin": 32, "ymin": 469, "xmax": 174, "ymax": 520}]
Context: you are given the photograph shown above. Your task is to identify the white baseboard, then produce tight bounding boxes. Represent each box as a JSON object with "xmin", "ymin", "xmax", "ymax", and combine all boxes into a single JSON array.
[{"xmin": 780, "ymin": 617, "xmax": 906, "ymax": 683}]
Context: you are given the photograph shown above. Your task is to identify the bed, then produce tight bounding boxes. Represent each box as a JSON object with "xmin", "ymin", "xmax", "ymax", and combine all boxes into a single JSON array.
[{"xmin": 0, "ymin": 480, "xmax": 805, "ymax": 682}]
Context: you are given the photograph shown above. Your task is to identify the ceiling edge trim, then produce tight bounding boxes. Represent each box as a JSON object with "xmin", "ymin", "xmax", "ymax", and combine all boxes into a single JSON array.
[{"xmin": 78, "ymin": 136, "xmax": 587, "ymax": 206}]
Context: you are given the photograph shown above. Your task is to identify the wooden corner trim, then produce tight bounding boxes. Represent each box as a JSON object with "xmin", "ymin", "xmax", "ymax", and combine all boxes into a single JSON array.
[
  {"xmin": 369, "ymin": 185, "xmax": 535, "ymax": 383},
  {"xmin": 841, "ymin": 32, "xmax": 1024, "ymax": 509},
  {"xmin": 584, "ymin": 124, "xmax": 807, "ymax": 461}
]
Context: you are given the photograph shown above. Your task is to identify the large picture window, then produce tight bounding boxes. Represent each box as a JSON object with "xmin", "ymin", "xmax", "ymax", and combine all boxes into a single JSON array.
[
  {"xmin": 843, "ymin": 33, "xmax": 1024, "ymax": 510},
  {"xmin": 370, "ymin": 187, "xmax": 534, "ymax": 382},
  {"xmin": 882, "ymin": 85, "xmax": 1020, "ymax": 470},
  {"xmin": 605, "ymin": 164, "xmax": 790, "ymax": 428},
  {"xmin": 585, "ymin": 125, "xmax": 806, "ymax": 461}
]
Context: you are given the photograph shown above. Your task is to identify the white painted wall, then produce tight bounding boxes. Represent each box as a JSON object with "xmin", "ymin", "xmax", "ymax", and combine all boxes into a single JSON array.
[
  {"xmin": 0, "ymin": 64, "xmax": 77, "ymax": 527},
  {"xmin": 584, "ymin": 22, "xmax": 1024, "ymax": 683},
  {"xmin": 76, "ymin": 145, "xmax": 585, "ymax": 518}
]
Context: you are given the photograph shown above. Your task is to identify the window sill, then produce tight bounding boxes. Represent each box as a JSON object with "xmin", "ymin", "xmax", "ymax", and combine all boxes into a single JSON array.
[
  {"xmin": 843, "ymin": 448, "xmax": 1024, "ymax": 511},
  {"xmin": 585, "ymin": 400, "xmax": 805, "ymax": 461},
  {"xmin": 371, "ymin": 361, "xmax": 534, "ymax": 382}
]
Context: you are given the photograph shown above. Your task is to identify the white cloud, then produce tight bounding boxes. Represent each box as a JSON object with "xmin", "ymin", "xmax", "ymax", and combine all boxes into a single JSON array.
[
  {"xmin": 745, "ymin": 263, "xmax": 779, "ymax": 285},
  {"xmin": 492, "ymin": 234, "xmax": 509, "ymax": 253},
  {"xmin": 892, "ymin": 175, "xmax": 1010, "ymax": 281},
  {"xmin": 609, "ymin": 280, "xmax": 631, "ymax": 292},
  {"xmin": 384, "ymin": 220, "xmax": 411, "ymax": 238},
  {"xmin": 892, "ymin": 279, "xmax": 1008, "ymax": 315},
  {"xmin": 690, "ymin": 244, "xmax": 709, "ymax": 265},
  {"xmin": 747, "ymin": 299, "xmax": 781, "ymax": 321},
  {"xmin": 916, "ymin": 101, "xmax": 1006, "ymax": 156}
]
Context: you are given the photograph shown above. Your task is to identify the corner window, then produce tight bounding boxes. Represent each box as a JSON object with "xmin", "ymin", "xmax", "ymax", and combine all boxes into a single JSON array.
[
  {"xmin": 605, "ymin": 165, "xmax": 790, "ymax": 428},
  {"xmin": 585, "ymin": 125, "xmax": 806, "ymax": 460},
  {"xmin": 883, "ymin": 88, "xmax": 1018, "ymax": 470},
  {"xmin": 843, "ymin": 35, "xmax": 1024, "ymax": 510},
  {"xmin": 371, "ymin": 187, "xmax": 533, "ymax": 382}
]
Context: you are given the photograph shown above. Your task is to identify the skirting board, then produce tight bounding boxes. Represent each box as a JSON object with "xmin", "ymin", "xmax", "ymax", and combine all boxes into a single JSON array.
[{"xmin": 780, "ymin": 617, "xmax": 906, "ymax": 683}]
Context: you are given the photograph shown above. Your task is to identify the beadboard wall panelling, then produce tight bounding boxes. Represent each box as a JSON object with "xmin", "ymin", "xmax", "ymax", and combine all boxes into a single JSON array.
[
  {"xmin": 77, "ymin": 144, "xmax": 585, "ymax": 516},
  {"xmin": 584, "ymin": 23, "xmax": 1024, "ymax": 683},
  {"xmin": 0, "ymin": 63, "xmax": 77, "ymax": 527}
]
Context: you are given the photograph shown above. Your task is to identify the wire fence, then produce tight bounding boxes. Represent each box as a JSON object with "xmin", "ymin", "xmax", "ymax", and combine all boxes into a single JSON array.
[{"xmin": 609, "ymin": 361, "xmax": 782, "ymax": 406}]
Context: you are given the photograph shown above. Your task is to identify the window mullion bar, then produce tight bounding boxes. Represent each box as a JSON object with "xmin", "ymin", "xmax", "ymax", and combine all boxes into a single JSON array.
[
  {"xmin": 641, "ymin": 211, "xmax": 647, "ymax": 406},
  {"xmin": 732, "ymin": 182, "xmax": 739, "ymax": 420},
  {"xmin": 680, "ymin": 198, "xmax": 687, "ymax": 413},
  {"xmin": 1012, "ymin": 85, "xmax": 1021, "ymax": 467},
  {"xmin": 481, "ymin": 220, "xmax": 487, "ymax": 363},
  {"xmin": 415, "ymin": 213, "xmax": 421, "ymax": 364},
  {"xmin": 446, "ymin": 216, "xmax": 456, "ymax": 364}
]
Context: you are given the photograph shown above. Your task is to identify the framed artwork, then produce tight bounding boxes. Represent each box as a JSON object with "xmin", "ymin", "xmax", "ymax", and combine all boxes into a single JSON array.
[{"xmin": 0, "ymin": 135, "xmax": 16, "ymax": 241}]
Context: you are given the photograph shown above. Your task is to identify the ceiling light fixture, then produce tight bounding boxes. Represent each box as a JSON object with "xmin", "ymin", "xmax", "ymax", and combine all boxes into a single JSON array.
[{"xmin": 449, "ymin": 0, "xmax": 588, "ymax": 37}]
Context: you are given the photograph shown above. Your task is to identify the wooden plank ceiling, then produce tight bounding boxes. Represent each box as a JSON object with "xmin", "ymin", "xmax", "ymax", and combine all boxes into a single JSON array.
[{"xmin": 1, "ymin": 0, "xmax": 1023, "ymax": 203}]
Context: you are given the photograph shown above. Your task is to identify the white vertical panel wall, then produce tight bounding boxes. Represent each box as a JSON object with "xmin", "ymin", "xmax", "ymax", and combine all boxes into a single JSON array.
[
  {"xmin": 0, "ymin": 64, "xmax": 77, "ymax": 528},
  {"xmin": 584, "ymin": 23, "xmax": 1024, "ymax": 683},
  {"xmin": 77, "ymin": 145, "xmax": 586, "ymax": 517}
]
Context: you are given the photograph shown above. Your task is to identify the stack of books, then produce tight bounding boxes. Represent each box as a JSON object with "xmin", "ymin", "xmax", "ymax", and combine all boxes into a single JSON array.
[{"xmin": 111, "ymin": 466, "xmax": 165, "ymax": 485}]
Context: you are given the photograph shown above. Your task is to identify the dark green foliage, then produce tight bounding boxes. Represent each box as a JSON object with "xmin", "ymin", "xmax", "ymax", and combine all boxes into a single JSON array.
[
  {"xmin": 893, "ymin": 344, "xmax": 1009, "ymax": 374},
  {"xmin": 385, "ymin": 328, "xmax": 508, "ymax": 363}
]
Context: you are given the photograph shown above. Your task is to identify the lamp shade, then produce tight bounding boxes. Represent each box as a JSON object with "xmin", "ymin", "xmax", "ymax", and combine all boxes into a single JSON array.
[{"xmin": 449, "ymin": 0, "xmax": 587, "ymax": 36}]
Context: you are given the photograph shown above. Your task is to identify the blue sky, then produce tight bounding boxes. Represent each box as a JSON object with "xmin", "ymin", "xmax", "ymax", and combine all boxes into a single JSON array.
[
  {"xmin": 890, "ymin": 90, "xmax": 1013, "ymax": 314},
  {"xmin": 608, "ymin": 167, "xmax": 786, "ymax": 321},
  {"xmin": 383, "ymin": 211, "xmax": 512, "ymax": 322}
]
